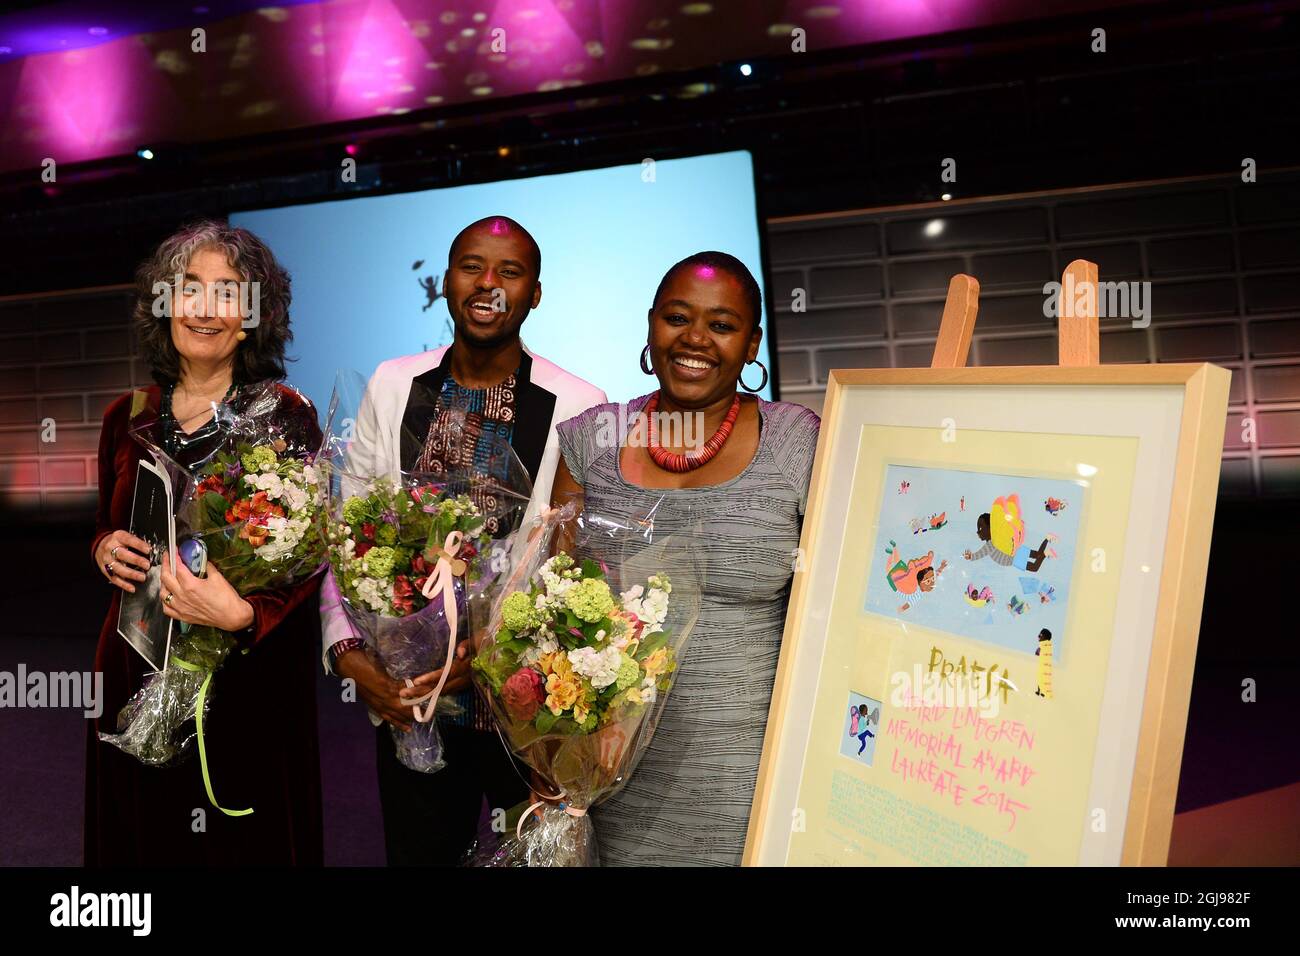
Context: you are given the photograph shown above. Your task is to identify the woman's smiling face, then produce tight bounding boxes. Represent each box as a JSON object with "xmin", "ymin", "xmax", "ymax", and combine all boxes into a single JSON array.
[
  {"xmin": 647, "ymin": 264, "xmax": 761, "ymax": 407},
  {"xmin": 169, "ymin": 246, "xmax": 246, "ymax": 369}
]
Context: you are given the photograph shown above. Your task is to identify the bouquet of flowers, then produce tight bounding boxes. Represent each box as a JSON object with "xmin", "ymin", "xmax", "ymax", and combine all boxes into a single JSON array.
[
  {"xmin": 320, "ymin": 369, "xmax": 533, "ymax": 774},
  {"xmin": 100, "ymin": 380, "xmax": 327, "ymax": 767},
  {"xmin": 326, "ymin": 473, "xmax": 510, "ymax": 771},
  {"xmin": 469, "ymin": 502, "xmax": 701, "ymax": 866}
]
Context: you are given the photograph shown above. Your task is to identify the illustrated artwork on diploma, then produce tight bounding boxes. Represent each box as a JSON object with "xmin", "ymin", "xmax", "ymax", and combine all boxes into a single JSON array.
[
  {"xmin": 840, "ymin": 692, "xmax": 882, "ymax": 766},
  {"xmin": 863, "ymin": 464, "xmax": 1084, "ymax": 663}
]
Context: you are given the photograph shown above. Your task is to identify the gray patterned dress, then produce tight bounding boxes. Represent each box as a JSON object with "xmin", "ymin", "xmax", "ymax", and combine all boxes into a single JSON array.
[{"xmin": 556, "ymin": 393, "xmax": 820, "ymax": 866}]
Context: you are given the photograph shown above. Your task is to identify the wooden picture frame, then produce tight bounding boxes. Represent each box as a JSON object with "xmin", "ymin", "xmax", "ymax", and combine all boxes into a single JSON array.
[{"xmin": 744, "ymin": 363, "xmax": 1230, "ymax": 866}]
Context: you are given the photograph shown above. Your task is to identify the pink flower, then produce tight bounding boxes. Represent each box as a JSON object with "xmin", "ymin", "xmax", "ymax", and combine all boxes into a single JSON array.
[
  {"xmin": 392, "ymin": 575, "xmax": 415, "ymax": 615},
  {"xmin": 621, "ymin": 609, "xmax": 645, "ymax": 642},
  {"xmin": 501, "ymin": 668, "xmax": 546, "ymax": 722}
]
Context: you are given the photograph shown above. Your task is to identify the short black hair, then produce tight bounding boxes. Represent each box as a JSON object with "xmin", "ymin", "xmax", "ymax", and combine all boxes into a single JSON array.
[
  {"xmin": 917, "ymin": 566, "xmax": 934, "ymax": 584},
  {"xmin": 447, "ymin": 216, "xmax": 541, "ymax": 277},
  {"xmin": 653, "ymin": 251, "xmax": 762, "ymax": 330},
  {"xmin": 1038, "ymin": 629, "xmax": 1052, "ymax": 641}
]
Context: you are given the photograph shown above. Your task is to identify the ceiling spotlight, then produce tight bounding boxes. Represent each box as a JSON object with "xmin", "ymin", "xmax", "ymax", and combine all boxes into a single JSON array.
[
  {"xmin": 344, "ymin": 143, "xmax": 359, "ymax": 156},
  {"xmin": 88, "ymin": 26, "xmax": 108, "ymax": 36},
  {"xmin": 739, "ymin": 63, "xmax": 752, "ymax": 77},
  {"xmin": 136, "ymin": 147, "xmax": 155, "ymax": 160},
  {"xmin": 924, "ymin": 219, "xmax": 944, "ymax": 238},
  {"xmin": 498, "ymin": 146, "xmax": 511, "ymax": 157},
  {"xmin": 941, "ymin": 193, "xmax": 953, "ymax": 201}
]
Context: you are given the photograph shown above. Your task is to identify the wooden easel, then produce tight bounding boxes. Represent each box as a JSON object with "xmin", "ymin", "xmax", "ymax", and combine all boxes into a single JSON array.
[{"xmin": 930, "ymin": 259, "xmax": 1100, "ymax": 368}]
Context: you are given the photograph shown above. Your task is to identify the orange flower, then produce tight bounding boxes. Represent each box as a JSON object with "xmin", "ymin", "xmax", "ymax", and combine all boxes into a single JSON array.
[{"xmin": 228, "ymin": 491, "xmax": 285, "ymax": 548}]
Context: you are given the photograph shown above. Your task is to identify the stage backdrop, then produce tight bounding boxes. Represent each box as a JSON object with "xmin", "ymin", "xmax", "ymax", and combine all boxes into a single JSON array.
[{"xmin": 230, "ymin": 150, "xmax": 772, "ymax": 412}]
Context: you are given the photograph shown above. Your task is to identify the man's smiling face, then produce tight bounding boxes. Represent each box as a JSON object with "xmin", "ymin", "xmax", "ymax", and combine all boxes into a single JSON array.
[{"xmin": 443, "ymin": 220, "xmax": 541, "ymax": 349}]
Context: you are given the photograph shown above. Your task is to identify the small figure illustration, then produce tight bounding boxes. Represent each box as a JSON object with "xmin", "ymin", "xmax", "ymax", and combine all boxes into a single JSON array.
[
  {"xmin": 1044, "ymin": 496, "xmax": 1068, "ymax": 516},
  {"xmin": 1035, "ymin": 628, "xmax": 1054, "ymax": 699},
  {"xmin": 1018, "ymin": 576, "xmax": 1058, "ymax": 605},
  {"xmin": 963, "ymin": 494, "xmax": 1057, "ymax": 573},
  {"xmin": 908, "ymin": 511, "xmax": 948, "ymax": 535},
  {"xmin": 417, "ymin": 272, "xmax": 444, "ymax": 312},
  {"xmin": 852, "ymin": 703, "xmax": 875, "ymax": 754},
  {"xmin": 884, "ymin": 539, "xmax": 948, "ymax": 612},
  {"xmin": 1007, "ymin": 594, "xmax": 1028, "ymax": 616},
  {"xmin": 960, "ymin": 495, "xmax": 966, "ymax": 512},
  {"xmin": 899, "ymin": 480, "xmax": 911, "ymax": 494},
  {"xmin": 963, "ymin": 584, "xmax": 995, "ymax": 607}
]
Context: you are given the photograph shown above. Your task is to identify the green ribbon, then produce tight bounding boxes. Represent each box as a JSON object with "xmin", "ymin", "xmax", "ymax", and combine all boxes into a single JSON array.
[{"xmin": 170, "ymin": 654, "xmax": 254, "ymax": 818}]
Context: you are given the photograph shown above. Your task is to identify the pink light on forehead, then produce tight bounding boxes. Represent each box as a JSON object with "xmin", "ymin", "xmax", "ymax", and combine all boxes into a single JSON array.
[
  {"xmin": 694, "ymin": 265, "xmax": 717, "ymax": 279},
  {"xmin": 489, "ymin": 219, "xmax": 511, "ymax": 236}
]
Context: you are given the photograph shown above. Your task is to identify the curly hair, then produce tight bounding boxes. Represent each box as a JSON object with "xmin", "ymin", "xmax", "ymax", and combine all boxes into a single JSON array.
[{"xmin": 132, "ymin": 219, "xmax": 293, "ymax": 385}]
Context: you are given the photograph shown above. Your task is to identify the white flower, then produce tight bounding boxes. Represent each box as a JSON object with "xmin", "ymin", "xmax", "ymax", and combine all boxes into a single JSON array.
[
  {"xmin": 252, "ymin": 471, "xmax": 284, "ymax": 499},
  {"xmin": 302, "ymin": 464, "xmax": 318, "ymax": 485},
  {"xmin": 355, "ymin": 576, "xmax": 389, "ymax": 613},
  {"xmin": 567, "ymin": 645, "xmax": 623, "ymax": 689},
  {"xmin": 620, "ymin": 582, "xmax": 669, "ymax": 632}
]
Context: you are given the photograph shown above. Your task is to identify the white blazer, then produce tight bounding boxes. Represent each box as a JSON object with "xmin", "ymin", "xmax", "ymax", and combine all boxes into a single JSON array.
[{"xmin": 320, "ymin": 342, "xmax": 607, "ymax": 676}]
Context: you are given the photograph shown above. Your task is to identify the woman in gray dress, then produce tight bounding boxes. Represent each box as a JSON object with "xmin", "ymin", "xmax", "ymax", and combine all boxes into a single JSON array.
[{"xmin": 550, "ymin": 251, "xmax": 820, "ymax": 865}]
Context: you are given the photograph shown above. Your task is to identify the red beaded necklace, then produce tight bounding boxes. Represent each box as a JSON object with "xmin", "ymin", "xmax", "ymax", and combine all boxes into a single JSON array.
[{"xmin": 645, "ymin": 391, "xmax": 742, "ymax": 473}]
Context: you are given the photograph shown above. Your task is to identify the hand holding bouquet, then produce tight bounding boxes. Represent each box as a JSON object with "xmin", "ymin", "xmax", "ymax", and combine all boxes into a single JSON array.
[
  {"xmin": 470, "ymin": 504, "xmax": 700, "ymax": 865},
  {"xmin": 101, "ymin": 383, "xmax": 326, "ymax": 769},
  {"xmin": 326, "ymin": 473, "xmax": 513, "ymax": 772}
]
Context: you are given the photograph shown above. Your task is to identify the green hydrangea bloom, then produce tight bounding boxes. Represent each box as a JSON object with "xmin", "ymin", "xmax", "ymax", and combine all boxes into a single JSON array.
[
  {"xmin": 648, "ymin": 573, "xmax": 672, "ymax": 594},
  {"xmin": 565, "ymin": 577, "xmax": 615, "ymax": 623},
  {"xmin": 362, "ymin": 546, "xmax": 396, "ymax": 578},
  {"xmin": 342, "ymin": 496, "xmax": 368, "ymax": 526},
  {"xmin": 501, "ymin": 591, "xmax": 537, "ymax": 632},
  {"xmin": 241, "ymin": 445, "xmax": 278, "ymax": 474},
  {"xmin": 614, "ymin": 654, "xmax": 641, "ymax": 691},
  {"xmin": 579, "ymin": 710, "xmax": 599, "ymax": 733},
  {"xmin": 375, "ymin": 523, "xmax": 398, "ymax": 546},
  {"xmin": 551, "ymin": 553, "xmax": 574, "ymax": 572}
]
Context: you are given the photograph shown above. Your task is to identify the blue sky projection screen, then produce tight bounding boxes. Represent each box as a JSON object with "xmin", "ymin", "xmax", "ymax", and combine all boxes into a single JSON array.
[{"xmin": 230, "ymin": 151, "xmax": 772, "ymax": 412}]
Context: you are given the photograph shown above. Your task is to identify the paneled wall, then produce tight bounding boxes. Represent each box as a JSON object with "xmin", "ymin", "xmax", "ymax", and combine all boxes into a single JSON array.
[
  {"xmin": 0, "ymin": 288, "xmax": 146, "ymax": 521},
  {"xmin": 1, "ymin": 170, "xmax": 1297, "ymax": 525},
  {"xmin": 771, "ymin": 171, "xmax": 1300, "ymax": 499}
]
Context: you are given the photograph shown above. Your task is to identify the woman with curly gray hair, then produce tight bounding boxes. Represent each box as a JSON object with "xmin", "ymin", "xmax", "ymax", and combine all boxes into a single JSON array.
[{"xmin": 86, "ymin": 220, "xmax": 324, "ymax": 866}]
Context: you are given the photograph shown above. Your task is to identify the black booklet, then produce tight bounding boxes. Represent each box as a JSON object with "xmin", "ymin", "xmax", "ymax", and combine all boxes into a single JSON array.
[{"xmin": 116, "ymin": 458, "xmax": 176, "ymax": 672}]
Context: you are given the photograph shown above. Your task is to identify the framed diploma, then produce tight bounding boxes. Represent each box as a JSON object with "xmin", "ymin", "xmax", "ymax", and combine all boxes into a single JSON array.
[{"xmin": 745, "ymin": 363, "xmax": 1230, "ymax": 866}]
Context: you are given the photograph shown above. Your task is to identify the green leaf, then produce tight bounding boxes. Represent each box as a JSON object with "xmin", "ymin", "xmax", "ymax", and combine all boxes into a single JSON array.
[{"xmin": 534, "ymin": 709, "xmax": 558, "ymax": 734}]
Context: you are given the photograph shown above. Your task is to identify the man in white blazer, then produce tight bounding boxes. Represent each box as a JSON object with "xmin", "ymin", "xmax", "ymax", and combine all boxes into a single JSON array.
[{"xmin": 321, "ymin": 216, "xmax": 605, "ymax": 864}]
